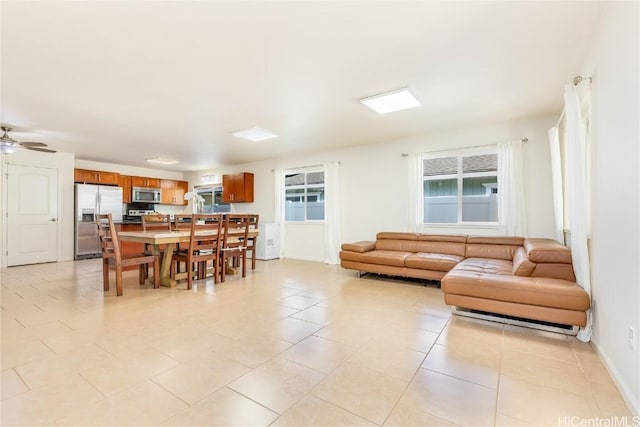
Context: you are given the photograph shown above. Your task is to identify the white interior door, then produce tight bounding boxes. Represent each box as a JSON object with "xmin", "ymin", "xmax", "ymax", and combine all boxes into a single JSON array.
[{"xmin": 7, "ymin": 164, "xmax": 58, "ymax": 266}]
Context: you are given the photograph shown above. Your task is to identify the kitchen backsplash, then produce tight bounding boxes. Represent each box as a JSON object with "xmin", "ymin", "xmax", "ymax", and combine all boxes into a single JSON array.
[{"xmin": 153, "ymin": 204, "xmax": 188, "ymax": 215}]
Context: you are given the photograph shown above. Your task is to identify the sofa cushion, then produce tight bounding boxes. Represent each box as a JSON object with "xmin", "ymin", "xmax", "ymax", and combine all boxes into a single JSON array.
[
  {"xmin": 418, "ymin": 234, "xmax": 467, "ymax": 243},
  {"xmin": 405, "ymin": 253, "xmax": 464, "ymax": 272},
  {"xmin": 512, "ymin": 247, "xmax": 536, "ymax": 276},
  {"xmin": 467, "ymin": 236, "xmax": 525, "ymax": 246},
  {"xmin": 340, "ymin": 249, "xmax": 411, "ymax": 268},
  {"xmin": 377, "ymin": 233, "xmax": 467, "ymax": 255},
  {"xmin": 376, "ymin": 239, "xmax": 423, "ymax": 252},
  {"xmin": 524, "ymin": 238, "xmax": 573, "ymax": 264},
  {"xmin": 414, "ymin": 240, "xmax": 466, "ymax": 257},
  {"xmin": 465, "ymin": 243, "xmax": 521, "ymax": 261},
  {"xmin": 442, "ymin": 273, "xmax": 590, "ymax": 311},
  {"xmin": 451, "ymin": 258, "xmax": 513, "ymax": 275},
  {"xmin": 341, "ymin": 241, "xmax": 375, "ymax": 253}
]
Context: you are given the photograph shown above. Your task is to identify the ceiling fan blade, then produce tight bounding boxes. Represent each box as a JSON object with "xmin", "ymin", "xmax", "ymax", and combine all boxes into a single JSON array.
[
  {"xmin": 25, "ymin": 146, "xmax": 56, "ymax": 153},
  {"xmin": 20, "ymin": 141, "xmax": 48, "ymax": 148}
]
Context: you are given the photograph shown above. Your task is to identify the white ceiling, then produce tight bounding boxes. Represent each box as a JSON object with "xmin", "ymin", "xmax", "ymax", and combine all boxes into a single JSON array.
[{"xmin": 1, "ymin": 1, "xmax": 604, "ymax": 172}]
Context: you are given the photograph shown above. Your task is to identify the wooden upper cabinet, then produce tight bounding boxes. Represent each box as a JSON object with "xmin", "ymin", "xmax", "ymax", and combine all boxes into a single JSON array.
[
  {"xmin": 160, "ymin": 179, "xmax": 188, "ymax": 205},
  {"xmin": 175, "ymin": 180, "xmax": 188, "ymax": 205},
  {"xmin": 74, "ymin": 168, "xmax": 120, "ymax": 186},
  {"xmin": 119, "ymin": 175, "xmax": 132, "ymax": 203},
  {"xmin": 222, "ymin": 172, "xmax": 254, "ymax": 203},
  {"xmin": 131, "ymin": 176, "xmax": 160, "ymax": 188}
]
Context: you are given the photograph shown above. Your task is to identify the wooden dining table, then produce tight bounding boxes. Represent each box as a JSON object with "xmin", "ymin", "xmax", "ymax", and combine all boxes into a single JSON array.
[{"xmin": 118, "ymin": 228, "xmax": 258, "ymax": 287}]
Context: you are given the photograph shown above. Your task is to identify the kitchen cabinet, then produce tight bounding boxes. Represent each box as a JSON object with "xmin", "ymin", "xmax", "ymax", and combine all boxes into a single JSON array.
[
  {"xmin": 74, "ymin": 168, "xmax": 120, "ymax": 186},
  {"xmin": 222, "ymin": 172, "xmax": 254, "ymax": 203},
  {"xmin": 119, "ymin": 175, "xmax": 132, "ymax": 203},
  {"xmin": 160, "ymin": 179, "xmax": 188, "ymax": 205},
  {"xmin": 131, "ymin": 176, "xmax": 160, "ymax": 188}
]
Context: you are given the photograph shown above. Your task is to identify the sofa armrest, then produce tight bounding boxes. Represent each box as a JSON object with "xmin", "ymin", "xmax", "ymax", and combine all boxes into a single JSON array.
[
  {"xmin": 524, "ymin": 238, "xmax": 572, "ymax": 264},
  {"xmin": 341, "ymin": 241, "xmax": 376, "ymax": 253}
]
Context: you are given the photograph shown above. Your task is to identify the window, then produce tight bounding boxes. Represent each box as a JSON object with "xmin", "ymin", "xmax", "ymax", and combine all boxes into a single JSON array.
[
  {"xmin": 195, "ymin": 186, "xmax": 230, "ymax": 213},
  {"xmin": 284, "ymin": 169, "xmax": 325, "ymax": 221},
  {"xmin": 423, "ymin": 151, "xmax": 498, "ymax": 224}
]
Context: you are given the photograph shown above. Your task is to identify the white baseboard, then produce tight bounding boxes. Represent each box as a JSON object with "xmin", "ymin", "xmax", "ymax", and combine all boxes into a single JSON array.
[
  {"xmin": 591, "ymin": 340, "xmax": 640, "ymax": 417},
  {"xmin": 452, "ymin": 308, "xmax": 638, "ymax": 416}
]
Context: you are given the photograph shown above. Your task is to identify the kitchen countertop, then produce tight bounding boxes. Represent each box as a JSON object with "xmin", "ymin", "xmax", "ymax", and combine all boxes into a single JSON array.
[{"xmin": 121, "ymin": 219, "xmax": 142, "ymax": 225}]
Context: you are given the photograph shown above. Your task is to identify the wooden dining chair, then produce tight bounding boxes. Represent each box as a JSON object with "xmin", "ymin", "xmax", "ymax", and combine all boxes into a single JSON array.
[
  {"xmin": 220, "ymin": 213, "xmax": 250, "ymax": 283},
  {"xmin": 245, "ymin": 214, "xmax": 259, "ymax": 270},
  {"xmin": 141, "ymin": 213, "xmax": 171, "ymax": 249},
  {"xmin": 141, "ymin": 213, "xmax": 171, "ymax": 276},
  {"xmin": 142, "ymin": 213, "xmax": 171, "ymax": 231},
  {"xmin": 173, "ymin": 214, "xmax": 193, "ymax": 231},
  {"xmin": 97, "ymin": 213, "xmax": 159, "ymax": 296},
  {"xmin": 172, "ymin": 213, "xmax": 223, "ymax": 289},
  {"xmin": 170, "ymin": 214, "xmax": 192, "ymax": 276}
]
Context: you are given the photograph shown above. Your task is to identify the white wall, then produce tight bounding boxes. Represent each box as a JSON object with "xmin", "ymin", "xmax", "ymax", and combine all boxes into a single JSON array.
[
  {"xmin": 185, "ymin": 114, "xmax": 558, "ymax": 261},
  {"xmin": 583, "ymin": 1, "xmax": 639, "ymax": 414},
  {"xmin": 1, "ymin": 150, "xmax": 75, "ymax": 267}
]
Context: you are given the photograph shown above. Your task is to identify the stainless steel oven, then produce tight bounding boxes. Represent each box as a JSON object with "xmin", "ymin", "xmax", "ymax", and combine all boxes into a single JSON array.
[{"xmin": 132, "ymin": 187, "xmax": 161, "ymax": 203}]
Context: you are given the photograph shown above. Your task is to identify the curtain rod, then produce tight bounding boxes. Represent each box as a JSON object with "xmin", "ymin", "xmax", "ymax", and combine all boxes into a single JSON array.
[
  {"xmin": 554, "ymin": 76, "xmax": 590, "ymax": 127},
  {"xmin": 401, "ymin": 138, "xmax": 528, "ymax": 157}
]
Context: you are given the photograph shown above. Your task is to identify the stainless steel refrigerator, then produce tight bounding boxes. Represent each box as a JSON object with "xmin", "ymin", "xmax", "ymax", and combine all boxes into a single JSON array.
[{"xmin": 75, "ymin": 184, "xmax": 123, "ymax": 259}]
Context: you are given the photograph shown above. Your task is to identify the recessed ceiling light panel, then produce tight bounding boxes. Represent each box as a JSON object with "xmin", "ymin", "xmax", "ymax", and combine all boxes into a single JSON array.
[
  {"xmin": 231, "ymin": 127, "xmax": 278, "ymax": 142},
  {"xmin": 360, "ymin": 87, "xmax": 422, "ymax": 114},
  {"xmin": 146, "ymin": 157, "xmax": 180, "ymax": 165}
]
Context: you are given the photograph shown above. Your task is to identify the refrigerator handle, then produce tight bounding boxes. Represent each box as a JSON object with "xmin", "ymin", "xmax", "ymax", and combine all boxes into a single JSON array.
[{"xmin": 96, "ymin": 192, "xmax": 101, "ymax": 218}]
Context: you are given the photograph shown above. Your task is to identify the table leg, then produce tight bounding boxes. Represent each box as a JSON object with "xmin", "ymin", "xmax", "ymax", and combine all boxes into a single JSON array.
[{"xmin": 153, "ymin": 243, "xmax": 177, "ymax": 287}]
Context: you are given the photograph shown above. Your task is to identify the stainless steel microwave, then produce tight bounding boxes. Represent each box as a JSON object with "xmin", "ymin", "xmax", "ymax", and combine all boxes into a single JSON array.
[{"xmin": 132, "ymin": 187, "xmax": 161, "ymax": 203}]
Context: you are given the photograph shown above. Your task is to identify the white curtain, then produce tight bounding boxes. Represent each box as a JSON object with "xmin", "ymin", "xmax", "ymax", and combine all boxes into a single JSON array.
[
  {"xmin": 273, "ymin": 169, "xmax": 286, "ymax": 258},
  {"xmin": 564, "ymin": 83, "xmax": 592, "ymax": 342},
  {"xmin": 548, "ymin": 126, "xmax": 565, "ymax": 244},
  {"xmin": 407, "ymin": 153, "xmax": 423, "ymax": 233},
  {"xmin": 497, "ymin": 140, "xmax": 527, "ymax": 236},
  {"xmin": 323, "ymin": 163, "xmax": 341, "ymax": 264}
]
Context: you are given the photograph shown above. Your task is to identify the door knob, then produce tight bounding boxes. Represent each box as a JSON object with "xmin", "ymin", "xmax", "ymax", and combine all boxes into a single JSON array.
[{"xmin": 50, "ymin": 218, "xmax": 57, "ymax": 222}]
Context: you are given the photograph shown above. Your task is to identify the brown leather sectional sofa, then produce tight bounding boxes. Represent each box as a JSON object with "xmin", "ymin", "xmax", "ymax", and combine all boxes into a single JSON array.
[{"xmin": 339, "ymin": 232, "xmax": 590, "ymax": 327}]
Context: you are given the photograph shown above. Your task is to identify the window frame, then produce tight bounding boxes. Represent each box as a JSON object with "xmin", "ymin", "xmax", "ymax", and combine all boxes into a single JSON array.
[
  {"xmin": 422, "ymin": 147, "xmax": 499, "ymax": 226},
  {"xmin": 283, "ymin": 166, "xmax": 325, "ymax": 223}
]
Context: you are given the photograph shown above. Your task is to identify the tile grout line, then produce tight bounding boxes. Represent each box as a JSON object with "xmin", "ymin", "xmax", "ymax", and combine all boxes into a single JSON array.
[{"xmin": 378, "ymin": 314, "xmax": 455, "ymax": 426}]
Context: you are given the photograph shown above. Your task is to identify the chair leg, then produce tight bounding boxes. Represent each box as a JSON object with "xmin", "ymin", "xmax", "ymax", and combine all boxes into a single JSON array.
[
  {"xmin": 241, "ymin": 252, "xmax": 247, "ymax": 278},
  {"xmin": 251, "ymin": 239, "xmax": 257, "ymax": 269},
  {"xmin": 197, "ymin": 261, "xmax": 203, "ymax": 280},
  {"xmin": 220, "ymin": 254, "xmax": 226, "ymax": 282},
  {"xmin": 102, "ymin": 259, "xmax": 110, "ymax": 291},
  {"xmin": 187, "ymin": 260, "xmax": 193, "ymax": 290},
  {"xmin": 115, "ymin": 266, "xmax": 123, "ymax": 296},
  {"xmin": 152, "ymin": 260, "xmax": 160, "ymax": 289},
  {"xmin": 139, "ymin": 265, "xmax": 146, "ymax": 285}
]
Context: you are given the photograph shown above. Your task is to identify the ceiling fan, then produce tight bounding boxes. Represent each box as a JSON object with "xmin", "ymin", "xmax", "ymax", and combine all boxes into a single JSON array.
[{"xmin": 0, "ymin": 126, "xmax": 56, "ymax": 154}]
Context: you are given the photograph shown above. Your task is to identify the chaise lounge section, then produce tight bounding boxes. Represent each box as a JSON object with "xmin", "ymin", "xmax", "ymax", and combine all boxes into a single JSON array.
[{"xmin": 339, "ymin": 232, "xmax": 590, "ymax": 327}]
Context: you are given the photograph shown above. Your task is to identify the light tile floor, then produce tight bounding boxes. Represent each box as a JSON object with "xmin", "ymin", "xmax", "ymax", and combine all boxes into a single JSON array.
[{"xmin": 0, "ymin": 258, "xmax": 633, "ymax": 426}]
